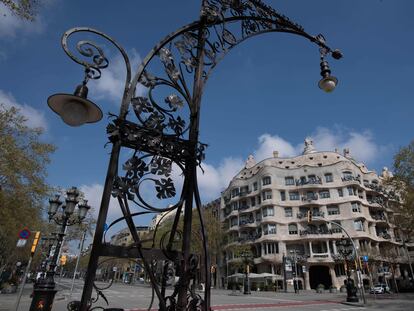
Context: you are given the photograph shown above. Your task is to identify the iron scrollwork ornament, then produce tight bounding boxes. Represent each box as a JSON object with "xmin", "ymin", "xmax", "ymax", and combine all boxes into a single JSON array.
[{"xmin": 56, "ymin": 1, "xmax": 341, "ymax": 310}]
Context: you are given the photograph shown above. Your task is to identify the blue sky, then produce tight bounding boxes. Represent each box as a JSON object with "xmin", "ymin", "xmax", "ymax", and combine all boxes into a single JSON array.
[{"xmin": 1, "ymin": 0, "xmax": 413, "ymax": 232}]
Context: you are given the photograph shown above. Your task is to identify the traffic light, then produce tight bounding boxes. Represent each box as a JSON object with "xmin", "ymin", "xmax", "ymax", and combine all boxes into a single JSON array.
[
  {"xmin": 31, "ymin": 231, "xmax": 41, "ymax": 255},
  {"xmin": 307, "ymin": 210, "xmax": 312, "ymax": 222},
  {"xmin": 60, "ymin": 255, "xmax": 67, "ymax": 266}
]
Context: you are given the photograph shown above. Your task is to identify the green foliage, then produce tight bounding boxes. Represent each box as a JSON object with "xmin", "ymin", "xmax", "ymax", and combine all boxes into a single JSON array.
[
  {"xmin": 0, "ymin": 104, "xmax": 55, "ymax": 267},
  {"xmin": 0, "ymin": 0, "xmax": 38, "ymax": 21},
  {"xmin": 391, "ymin": 140, "xmax": 414, "ymax": 236}
]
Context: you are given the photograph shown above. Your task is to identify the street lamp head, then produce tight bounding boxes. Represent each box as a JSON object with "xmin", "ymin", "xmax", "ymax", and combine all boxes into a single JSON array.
[
  {"xmin": 47, "ymin": 84, "xmax": 103, "ymax": 127},
  {"xmin": 77, "ymin": 200, "xmax": 91, "ymax": 220},
  {"xmin": 48, "ymin": 194, "xmax": 62, "ymax": 219},
  {"xmin": 318, "ymin": 59, "xmax": 338, "ymax": 93},
  {"xmin": 65, "ymin": 187, "xmax": 80, "ymax": 216}
]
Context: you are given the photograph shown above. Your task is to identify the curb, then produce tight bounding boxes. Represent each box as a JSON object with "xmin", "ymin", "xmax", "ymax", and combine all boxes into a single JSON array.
[{"xmin": 340, "ymin": 301, "xmax": 371, "ymax": 307}]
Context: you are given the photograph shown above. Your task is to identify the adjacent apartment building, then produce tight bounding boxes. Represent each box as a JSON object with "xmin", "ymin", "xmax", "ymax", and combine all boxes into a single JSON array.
[{"xmin": 220, "ymin": 138, "xmax": 412, "ymax": 290}]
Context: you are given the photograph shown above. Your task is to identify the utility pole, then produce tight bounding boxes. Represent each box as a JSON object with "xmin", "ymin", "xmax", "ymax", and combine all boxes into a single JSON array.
[
  {"xmin": 70, "ymin": 228, "xmax": 87, "ymax": 295},
  {"xmin": 14, "ymin": 232, "xmax": 41, "ymax": 311}
]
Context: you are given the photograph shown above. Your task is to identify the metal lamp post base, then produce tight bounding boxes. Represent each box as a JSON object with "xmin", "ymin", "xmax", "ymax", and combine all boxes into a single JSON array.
[{"xmin": 29, "ymin": 287, "xmax": 58, "ymax": 311}]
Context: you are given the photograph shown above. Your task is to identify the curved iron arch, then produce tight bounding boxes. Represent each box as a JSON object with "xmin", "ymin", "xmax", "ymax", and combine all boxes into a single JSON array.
[{"xmin": 58, "ymin": 1, "xmax": 341, "ymax": 310}]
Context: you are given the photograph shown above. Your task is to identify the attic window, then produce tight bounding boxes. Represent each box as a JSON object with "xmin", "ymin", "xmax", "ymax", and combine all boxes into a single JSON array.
[
  {"xmin": 285, "ymin": 166, "xmax": 290, "ymax": 169},
  {"xmin": 291, "ymin": 161, "xmax": 295, "ymax": 164},
  {"xmin": 337, "ymin": 156, "xmax": 340, "ymax": 159},
  {"xmin": 279, "ymin": 161, "xmax": 283, "ymax": 164},
  {"xmin": 318, "ymin": 163, "xmax": 322, "ymax": 166},
  {"xmin": 309, "ymin": 157, "xmax": 313, "ymax": 160},
  {"xmin": 323, "ymin": 155, "xmax": 327, "ymax": 159}
]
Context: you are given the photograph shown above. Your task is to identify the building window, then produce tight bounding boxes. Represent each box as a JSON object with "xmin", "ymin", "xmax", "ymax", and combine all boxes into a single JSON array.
[
  {"xmin": 262, "ymin": 176, "xmax": 271, "ymax": 186},
  {"xmin": 325, "ymin": 173, "xmax": 333, "ymax": 183},
  {"xmin": 289, "ymin": 191, "xmax": 300, "ymax": 201},
  {"xmin": 240, "ymin": 186, "xmax": 249, "ymax": 195},
  {"xmin": 239, "ymin": 200, "xmax": 248, "ymax": 209},
  {"xmin": 262, "ymin": 206, "xmax": 274, "ymax": 217},
  {"xmin": 230, "ymin": 217, "xmax": 238, "ymax": 227},
  {"xmin": 255, "ymin": 211, "xmax": 261, "ymax": 222},
  {"xmin": 285, "ymin": 176, "xmax": 295, "ymax": 186},
  {"xmin": 280, "ymin": 191, "xmax": 286, "ymax": 201},
  {"xmin": 263, "ymin": 223, "xmax": 276, "ymax": 235},
  {"xmin": 327, "ymin": 205, "xmax": 340, "ymax": 215},
  {"xmin": 351, "ymin": 202, "xmax": 361, "ymax": 213},
  {"xmin": 231, "ymin": 201, "xmax": 238, "ymax": 211},
  {"xmin": 250, "ymin": 197, "xmax": 256, "ymax": 207},
  {"xmin": 319, "ymin": 190, "xmax": 330, "ymax": 199},
  {"xmin": 285, "ymin": 207, "xmax": 292, "ymax": 217},
  {"xmin": 288, "ymin": 224, "xmax": 298, "ymax": 235},
  {"xmin": 262, "ymin": 190, "xmax": 272, "ymax": 201},
  {"xmin": 231, "ymin": 188, "xmax": 239, "ymax": 198},
  {"xmin": 331, "ymin": 220, "xmax": 342, "ymax": 233},
  {"xmin": 263, "ymin": 242, "xmax": 279, "ymax": 254},
  {"xmin": 347, "ymin": 186, "xmax": 354, "ymax": 196},
  {"xmin": 253, "ymin": 182, "xmax": 258, "ymax": 191},
  {"xmin": 338, "ymin": 188, "xmax": 343, "ymax": 197},
  {"xmin": 335, "ymin": 264, "xmax": 346, "ymax": 276},
  {"xmin": 343, "ymin": 171, "xmax": 353, "ymax": 179},
  {"xmin": 354, "ymin": 220, "xmax": 364, "ymax": 231}
]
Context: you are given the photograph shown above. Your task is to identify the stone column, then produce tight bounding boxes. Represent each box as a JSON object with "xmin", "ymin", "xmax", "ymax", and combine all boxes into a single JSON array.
[
  {"xmin": 309, "ymin": 242, "xmax": 313, "ymax": 257},
  {"xmin": 329, "ymin": 266, "xmax": 340, "ymax": 289},
  {"xmin": 304, "ymin": 269, "xmax": 311, "ymax": 290}
]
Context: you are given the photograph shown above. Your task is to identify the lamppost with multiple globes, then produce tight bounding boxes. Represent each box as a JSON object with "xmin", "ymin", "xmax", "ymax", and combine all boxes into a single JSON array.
[
  {"xmin": 240, "ymin": 251, "xmax": 252, "ymax": 295},
  {"xmin": 30, "ymin": 187, "xmax": 91, "ymax": 311},
  {"xmin": 336, "ymin": 238, "xmax": 359, "ymax": 303},
  {"xmin": 46, "ymin": 1, "xmax": 341, "ymax": 310}
]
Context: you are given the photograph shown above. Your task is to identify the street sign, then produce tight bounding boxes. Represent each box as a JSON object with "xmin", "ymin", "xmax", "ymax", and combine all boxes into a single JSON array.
[
  {"xmin": 18, "ymin": 228, "xmax": 31, "ymax": 239},
  {"xmin": 16, "ymin": 239, "xmax": 27, "ymax": 247},
  {"xmin": 362, "ymin": 255, "xmax": 368, "ymax": 262}
]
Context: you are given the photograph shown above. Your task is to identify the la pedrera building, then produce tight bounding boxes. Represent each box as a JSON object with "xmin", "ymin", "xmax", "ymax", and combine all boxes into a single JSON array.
[{"xmin": 220, "ymin": 138, "xmax": 412, "ymax": 291}]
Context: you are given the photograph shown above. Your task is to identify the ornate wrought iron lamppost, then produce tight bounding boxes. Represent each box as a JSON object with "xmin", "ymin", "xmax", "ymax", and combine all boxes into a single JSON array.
[
  {"xmin": 240, "ymin": 251, "xmax": 252, "ymax": 295},
  {"xmin": 336, "ymin": 238, "xmax": 359, "ymax": 303},
  {"xmin": 30, "ymin": 187, "xmax": 91, "ymax": 311},
  {"xmin": 46, "ymin": 1, "xmax": 342, "ymax": 310}
]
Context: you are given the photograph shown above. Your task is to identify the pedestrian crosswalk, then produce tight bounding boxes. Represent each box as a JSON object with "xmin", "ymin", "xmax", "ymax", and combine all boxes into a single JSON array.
[{"xmin": 319, "ymin": 308, "xmax": 365, "ymax": 311}]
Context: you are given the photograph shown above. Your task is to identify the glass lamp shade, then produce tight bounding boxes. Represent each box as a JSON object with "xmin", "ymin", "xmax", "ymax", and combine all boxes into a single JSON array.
[
  {"xmin": 78, "ymin": 200, "xmax": 91, "ymax": 220},
  {"xmin": 48, "ymin": 195, "xmax": 62, "ymax": 217},
  {"xmin": 65, "ymin": 200, "xmax": 77, "ymax": 215},
  {"xmin": 47, "ymin": 85, "xmax": 102, "ymax": 127},
  {"xmin": 318, "ymin": 76, "xmax": 338, "ymax": 93}
]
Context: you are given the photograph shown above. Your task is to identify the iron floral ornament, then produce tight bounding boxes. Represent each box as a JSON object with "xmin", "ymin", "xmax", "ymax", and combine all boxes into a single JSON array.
[{"xmin": 53, "ymin": 1, "xmax": 341, "ymax": 310}]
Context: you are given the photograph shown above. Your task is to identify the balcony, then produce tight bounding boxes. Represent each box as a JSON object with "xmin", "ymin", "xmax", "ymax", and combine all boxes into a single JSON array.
[
  {"xmin": 296, "ymin": 177, "xmax": 322, "ymax": 186},
  {"xmin": 239, "ymin": 219, "xmax": 254, "ymax": 226},
  {"xmin": 342, "ymin": 175, "xmax": 361, "ymax": 183},
  {"xmin": 238, "ymin": 204, "xmax": 250, "ymax": 211},
  {"xmin": 377, "ymin": 232, "xmax": 391, "ymax": 240},
  {"xmin": 297, "ymin": 211, "xmax": 324, "ymax": 219},
  {"xmin": 300, "ymin": 228, "xmax": 332, "ymax": 236},
  {"xmin": 301, "ymin": 194, "xmax": 319, "ymax": 202},
  {"xmin": 239, "ymin": 190, "xmax": 252, "ymax": 197},
  {"xmin": 370, "ymin": 213, "xmax": 386, "ymax": 221},
  {"xmin": 312, "ymin": 253, "xmax": 330, "ymax": 259}
]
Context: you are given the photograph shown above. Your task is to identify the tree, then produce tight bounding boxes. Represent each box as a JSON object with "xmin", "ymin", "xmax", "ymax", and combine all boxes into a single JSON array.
[
  {"xmin": 0, "ymin": 0, "xmax": 38, "ymax": 21},
  {"xmin": 0, "ymin": 104, "xmax": 55, "ymax": 271},
  {"xmin": 390, "ymin": 140, "xmax": 414, "ymax": 236}
]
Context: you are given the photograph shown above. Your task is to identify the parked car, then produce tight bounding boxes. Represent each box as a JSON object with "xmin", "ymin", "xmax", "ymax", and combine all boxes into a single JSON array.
[{"xmin": 370, "ymin": 284, "xmax": 390, "ymax": 294}]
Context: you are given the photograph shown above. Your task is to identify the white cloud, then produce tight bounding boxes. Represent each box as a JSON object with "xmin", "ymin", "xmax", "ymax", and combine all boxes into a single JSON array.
[
  {"xmin": 194, "ymin": 127, "xmax": 385, "ymax": 201},
  {"xmin": 79, "ymin": 127, "xmax": 385, "ymax": 218},
  {"xmin": 79, "ymin": 183, "xmax": 121, "ymax": 221},
  {"xmin": 91, "ymin": 49, "xmax": 146, "ymax": 104},
  {"xmin": 197, "ymin": 157, "xmax": 244, "ymax": 198},
  {"xmin": 0, "ymin": 3, "xmax": 45, "ymax": 38},
  {"xmin": 0, "ymin": 89, "xmax": 48, "ymax": 129}
]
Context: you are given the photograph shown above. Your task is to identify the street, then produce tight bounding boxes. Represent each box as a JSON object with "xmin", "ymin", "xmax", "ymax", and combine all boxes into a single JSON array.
[{"xmin": 1, "ymin": 278, "xmax": 413, "ymax": 311}]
